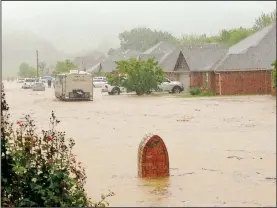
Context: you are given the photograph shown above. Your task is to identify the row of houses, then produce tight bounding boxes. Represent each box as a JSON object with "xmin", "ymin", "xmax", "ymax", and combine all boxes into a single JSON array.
[{"xmin": 76, "ymin": 23, "xmax": 276, "ymax": 95}]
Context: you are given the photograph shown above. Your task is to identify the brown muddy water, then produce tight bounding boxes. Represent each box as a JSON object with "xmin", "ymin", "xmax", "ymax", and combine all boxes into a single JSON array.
[{"xmin": 4, "ymin": 81, "xmax": 276, "ymax": 207}]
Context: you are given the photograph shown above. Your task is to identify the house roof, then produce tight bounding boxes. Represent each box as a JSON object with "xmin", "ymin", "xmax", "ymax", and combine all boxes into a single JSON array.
[
  {"xmin": 139, "ymin": 49, "xmax": 188, "ymax": 72},
  {"xmin": 213, "ymin": 23, "xmax": 276, "ymax": 71},
  {"xmin": 143, "ymin": 41, "xmax": 177, "ymax": 54},
  {"xmin": 88, "ymin": 50, "xmax": 141, "ymax": 73},
  {"xmin": 86, "ymin": 63, "xmax": 102, "ymax": 73},
  {"xmin": 73, "ymin": 53, "xmax": 106, "ymax": 70},
  {"xmin": 181, "ymin": 43, "xmax": 228, "ymax": 71},
  {"xmin": 142, "ymin": 42, "xmax": 228, "ymax": 72}
]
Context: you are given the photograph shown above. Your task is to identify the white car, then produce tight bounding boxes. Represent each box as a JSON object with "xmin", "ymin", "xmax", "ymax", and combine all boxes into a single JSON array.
[
  {"xmin": 93, "ymin": 77, "xmax": 108, "ymax": 88},
  {"xmin": 102, "ymin": 78, "xmax": 184, "ymax": 95},
  {"xmin": 32, "ymin": 82, "xmax": 46, "ymax": 91},
  {"xmin": 16, "ymin": 78, "xmax": 25, "ymax": 83},
  {"xmin": 22, "ymin": 78, "xmax": 36, "ymax": 89},
  {"xmin": 102, "ymin": 83, "xmax": 126, "ymax": 95}
]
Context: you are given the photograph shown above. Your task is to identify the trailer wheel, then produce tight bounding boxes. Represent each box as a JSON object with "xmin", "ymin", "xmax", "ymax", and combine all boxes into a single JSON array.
[{"xmin": 111, "ymin": 87, "xmax": 120, "ymax": 95}]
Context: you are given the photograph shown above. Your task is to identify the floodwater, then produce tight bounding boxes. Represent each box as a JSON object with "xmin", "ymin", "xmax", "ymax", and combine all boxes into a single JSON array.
[{"xmin": 4, "ymin": 81, "xmax": 276, "ymax": 207}]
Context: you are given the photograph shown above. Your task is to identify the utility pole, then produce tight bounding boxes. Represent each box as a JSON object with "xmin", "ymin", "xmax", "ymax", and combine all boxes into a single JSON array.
[{"xmin": 36, "ymin": 50, "xmax": 39, "ymax": 77}]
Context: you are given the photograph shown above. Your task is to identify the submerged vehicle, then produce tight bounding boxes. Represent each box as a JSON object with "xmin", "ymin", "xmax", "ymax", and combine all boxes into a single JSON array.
[
  {"xmin": 93, "ymin": 76, "xmax": 108, "ymax": 88},
  {"xmin": 54, "ymin": 70, "xmax": 93, "ymax": 101},
  {"xmin": 102, "ymin": 77, "xmax": 184, "ymax": 95},
  {"xmin": 22, "ymin": 78, "xmax": 37, "ymax": 89},
  {"xmin": 32, "ymin": 82, "xmax": 46, "ymax": 91}
]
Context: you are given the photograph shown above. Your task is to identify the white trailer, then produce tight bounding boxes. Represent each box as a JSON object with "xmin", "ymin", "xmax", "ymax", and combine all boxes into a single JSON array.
[{"xmin": 54, "ymin": 70, "xmax": 93, "ymax": 101}]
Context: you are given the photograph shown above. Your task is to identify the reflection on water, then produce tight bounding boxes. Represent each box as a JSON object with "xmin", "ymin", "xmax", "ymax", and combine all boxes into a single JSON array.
[
  {"xmin": 4, "ymin": 82, "xmax": 276, "ymax": 207},
  {"xmin": 137, "ymin": 177, "xmax": 171, "ymax": 206}
]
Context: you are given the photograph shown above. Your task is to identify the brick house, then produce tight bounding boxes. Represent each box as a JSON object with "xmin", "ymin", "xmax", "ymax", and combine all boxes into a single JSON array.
[
  {"xmin": 190, "ymin": 23, "xmax": 276, "ymax": 95},
  {"xmin": 140, "ymin": 42, "xmax": 192, "ymax": 92}
]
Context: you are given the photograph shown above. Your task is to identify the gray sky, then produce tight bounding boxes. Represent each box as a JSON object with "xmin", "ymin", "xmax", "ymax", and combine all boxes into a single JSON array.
[{"xmin": 2, "ymin": 1, "xmax": 276, "ymax": 54}]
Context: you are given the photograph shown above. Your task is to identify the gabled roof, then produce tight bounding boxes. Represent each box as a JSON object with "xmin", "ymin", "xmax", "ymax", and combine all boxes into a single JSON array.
[
  {"xmin": 159, "ymin": 50, "xmax": 187, "ymax": 72},
  {"xmin": 139, "ymin": 49, "xmax": 188, "ymax": 72},
  {"xmin": 87, "ymin": 50, "xmax": 141, "ymax": 73},
  {"xmin": 86, "ymin": 63, "xmax": 102, "ymax": 73},
  {"xmin": 143, "ymin": 41, "xmax": 177, "ymax": 54},
  {"xmin": 181, "ymin": 43, "xmax": 228, "ymax": 71},
  {"xmin": 213, "ymin": 23, "xmax": 276, "ymax": 71},
  {"xmin": 72, "ymin": 51, "xmax": 106, "ymax": 70}
]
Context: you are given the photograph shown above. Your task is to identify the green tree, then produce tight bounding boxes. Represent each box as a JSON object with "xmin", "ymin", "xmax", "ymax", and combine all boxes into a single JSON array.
[
  {"xmin": 179, "ymin": 34, "xmax": 218, "ymax": 45},
  {"xmin": 52, "ymin": 59, "xmax": 77, "ymax": 76},
  {"xmin": 253, "ymin": 9, "xmax": 276, "ymax": 31},
  {"xmin": 222, "ymin": 27, "xmax": 255, "ymax": 46},
  {"xmin": 18, "ymin": 63, "xmax": 37, "ymax": 78},
  {"xmin": 119, "ymin": 28, "xmax": 178, "ymax": 52},
  {"xmin": 111, "ymin": 58, "xmax": 165, "ymax": 95}
]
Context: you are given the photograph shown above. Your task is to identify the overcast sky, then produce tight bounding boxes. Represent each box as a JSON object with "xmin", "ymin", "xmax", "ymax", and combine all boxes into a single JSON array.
[{"xmin": 2, "ymin": 1, "xmax": 276, "ymax": 54}]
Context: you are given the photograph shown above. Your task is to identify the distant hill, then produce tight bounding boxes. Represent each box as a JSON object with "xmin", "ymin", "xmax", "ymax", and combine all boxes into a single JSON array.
[{"xmin": 2, "ymin": 27, "xmax": 70, "ymax": 77}]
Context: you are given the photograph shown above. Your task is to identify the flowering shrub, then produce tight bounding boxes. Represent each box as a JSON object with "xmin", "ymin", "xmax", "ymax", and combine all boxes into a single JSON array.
[{"xmin": 1, "ymin": 84, "xmax": 114, "ymax": 207}]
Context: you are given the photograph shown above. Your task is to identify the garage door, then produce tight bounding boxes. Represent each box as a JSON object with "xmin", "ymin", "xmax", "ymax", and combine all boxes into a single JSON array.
[{"xmin": 179, "ymin": 73, "xmax": 190, "ymax": 93}]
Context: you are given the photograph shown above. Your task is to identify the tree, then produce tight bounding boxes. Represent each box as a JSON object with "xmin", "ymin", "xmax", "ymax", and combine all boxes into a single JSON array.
[
  {"xmin": 118, "ymin": 28, "xmax": 178, "ymax": 52},
  {"xmin": 52, "ymin": 59, "xmax": 77, "ymax": 76},
  {"xmin": 107, "ymin": 48, "xmax": 116, "ymax": 56},
  {"xmin": 18, "ymin": 62, "xmax": 37, "ymax": 78},
  {"xmin": 253, "ymin": 9, "xmax": 276, "ymax": 31},
  {"xmin": 109, "ymin": 58, "xmax": 165, "ymax": 95},
  {"xmin": 222, "ymin": 27, "xmax": 255, "ymax": 46}
]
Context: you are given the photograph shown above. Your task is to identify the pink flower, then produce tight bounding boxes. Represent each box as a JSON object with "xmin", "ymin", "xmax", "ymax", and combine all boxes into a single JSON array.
[
  {"xmin": 17, "ymin": 121, "xmax": 24, "ymax": 127},
  {"xmin": 47, "ymin": 136, "xmax": 52, "ymax": 141}
]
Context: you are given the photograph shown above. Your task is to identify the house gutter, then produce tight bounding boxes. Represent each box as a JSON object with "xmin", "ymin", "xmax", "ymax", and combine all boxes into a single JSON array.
[{"xmin": 214, "ymin": 72, "xmax": 222, "ymax": 95}]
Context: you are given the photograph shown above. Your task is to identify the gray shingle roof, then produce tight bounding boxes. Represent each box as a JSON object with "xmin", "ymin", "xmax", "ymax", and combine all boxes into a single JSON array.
[
  {"xmin": 181, "ymin": 44, "xmax": 228, "ymax": 71},
  {"xmin": 139, "ymin": 49, "xmax": 189, "ymax": 72},
  {"xmin": 213, "ymin": 23, "xmax": 276, "ymax": 71},
  {"xmin": 159, "ymin": 50, "xmax": 185, "ymax": 72},
  {"xmin": 143, "ymin": 41, "xmax": 177, "ymax": 54},
  {"xmin": 73, "ymin": 53, "xmax": 106, "ymax": 70},
  {"xmin": 88, "ymin": 50, "xmax": 141, "ymax": 73}
]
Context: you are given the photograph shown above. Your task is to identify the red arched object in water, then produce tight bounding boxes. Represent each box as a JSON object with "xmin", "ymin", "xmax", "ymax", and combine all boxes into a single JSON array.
[{"xmin": 138, "ymin": 134, "xmax": 169, "ymax": 178}]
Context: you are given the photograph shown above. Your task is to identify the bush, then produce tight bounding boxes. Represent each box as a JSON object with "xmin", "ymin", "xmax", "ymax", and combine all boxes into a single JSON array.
[
  {"xmin": 189, "ymin": 87, "xmax": 202, "ymax": 95},
  {"xmin": 1, "ymin": 84, "xmax": 114, "ymax": 207},
  {"xmin": 113, "ymin": 58, "xmax": 165, "ymax": 96}
]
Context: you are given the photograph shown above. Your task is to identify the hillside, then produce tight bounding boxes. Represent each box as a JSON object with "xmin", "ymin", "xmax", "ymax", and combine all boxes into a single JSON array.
[{"xmin": 2, "ymin": 27, "xmax": 69, "ymax": 77}]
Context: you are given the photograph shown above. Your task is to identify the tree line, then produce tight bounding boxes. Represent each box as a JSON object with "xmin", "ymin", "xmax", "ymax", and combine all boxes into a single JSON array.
[
  {"xmin": 114, "ymin": 9, "xmax": 276, "ymax": 52},
  {"xmin": 17, "ymin": 9, "xmax": 276, "ymax": 79},
  {"xmin": 17, "ymin": 60, "xmax": 77, "ymax": 78}
]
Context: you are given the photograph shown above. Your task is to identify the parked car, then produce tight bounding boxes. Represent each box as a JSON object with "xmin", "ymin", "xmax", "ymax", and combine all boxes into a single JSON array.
[
  {"xmin": 22, "ymin": 78, "xmax": 36, "ymax": 89},
  {"xmin": 93, "ymin": 76, "xmax": 108, "ymax": 88},
  {"xmin": 32, "ymin": 82, "xmax": 46, "ymax": 91},
  {"xmin": 16, "ymin": 78, "xmax": 25, "ymax": 83},
  {"xmin": 102, "ymin": 77, "xmax": 184, "ymax": 95}
]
